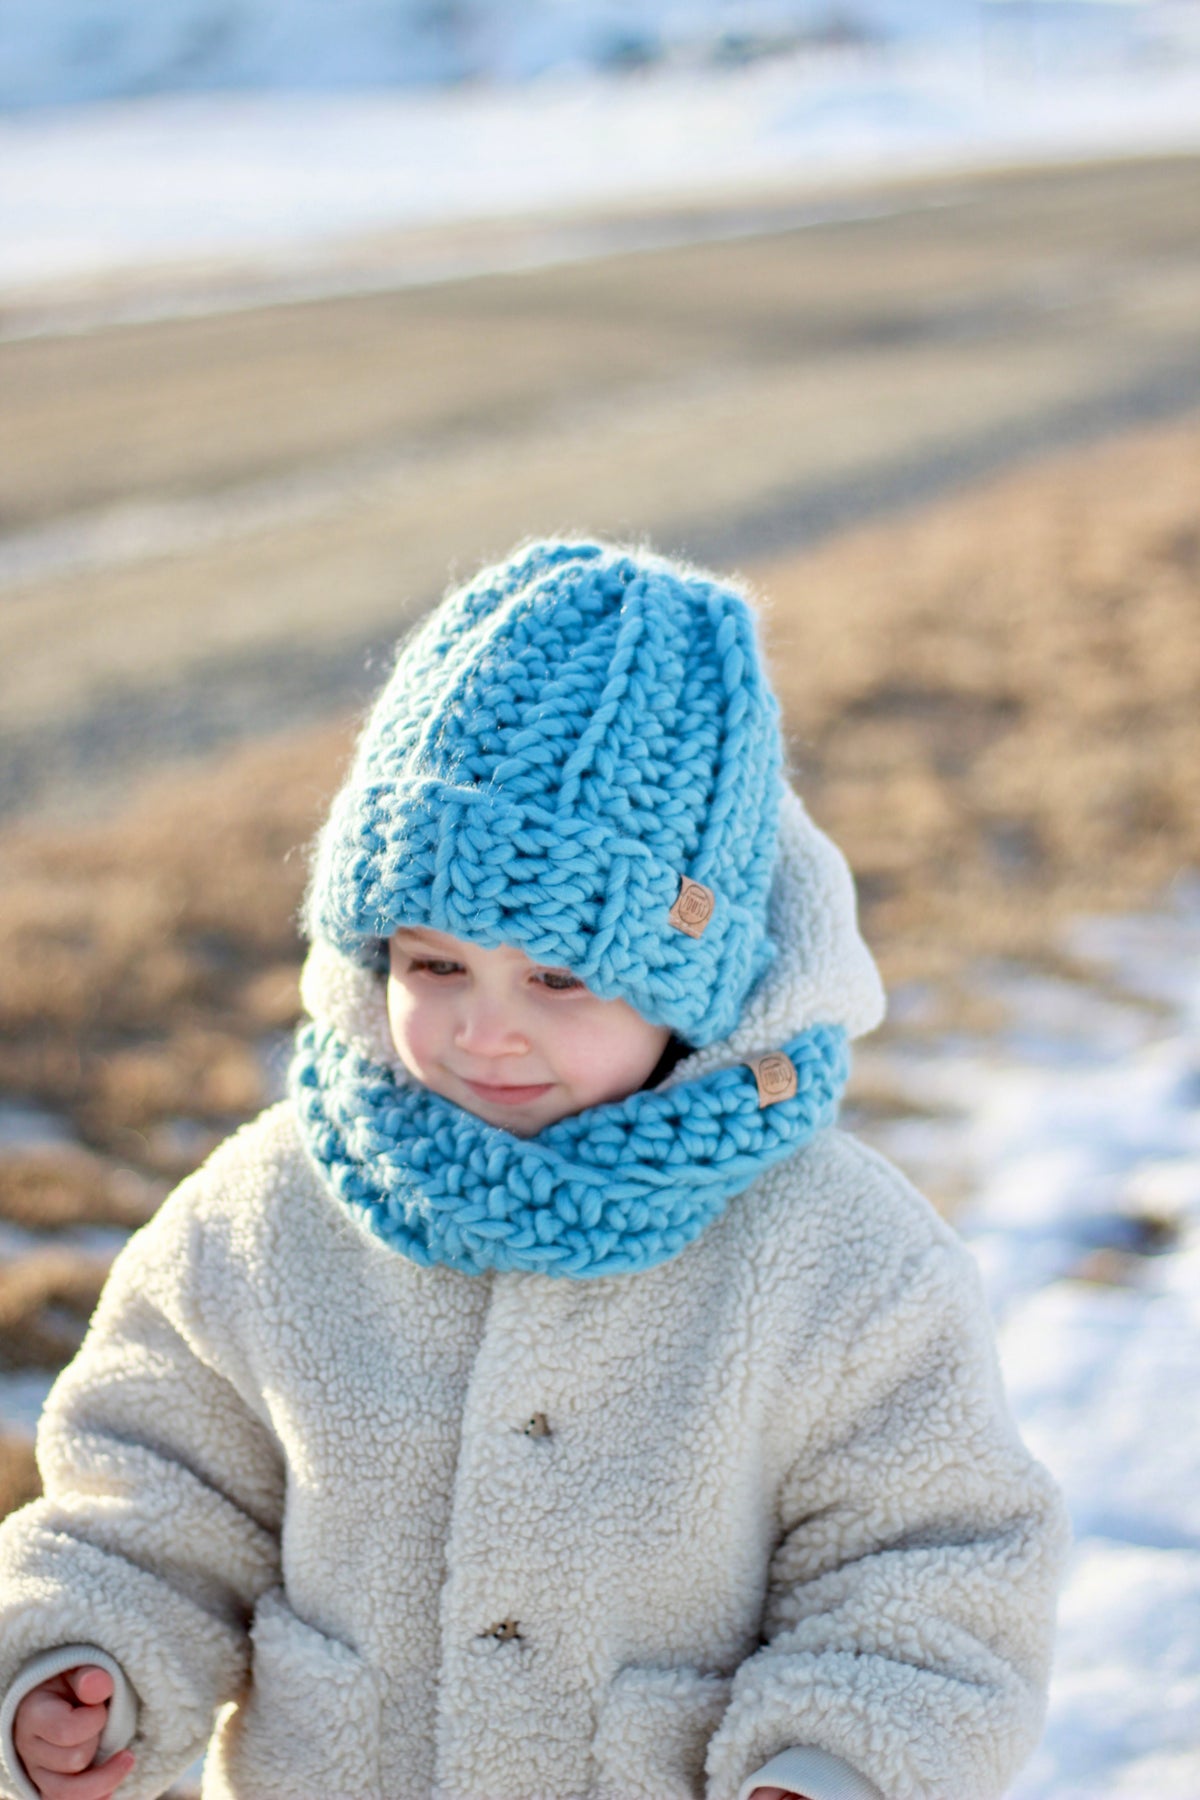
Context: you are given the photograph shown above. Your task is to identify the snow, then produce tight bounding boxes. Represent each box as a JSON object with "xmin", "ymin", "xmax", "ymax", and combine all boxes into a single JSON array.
[
  {"xmin": 1, "ymin": 2, "xmax": 1181, "ymax": 112},
  {"xmin": 1016, "ymin": 1541, "xmax": 1200, "ymax": 1800},
  {"xmin": 0, "ymin": 1370, "xmax": 60, "ymax": 1440},
  {"xmin": 858, "ymin": 878, "xmax": 1200, "ymax": 1796},
  {"xmin": 3, "ymin": 11, "xmax": 1200, "ymax": 305}
]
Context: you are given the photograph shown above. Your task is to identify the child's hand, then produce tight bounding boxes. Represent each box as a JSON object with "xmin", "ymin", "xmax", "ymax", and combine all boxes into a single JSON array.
[{"xmin": 13, "ymin": 1666, "xmax": 135, "ymax": 1800}]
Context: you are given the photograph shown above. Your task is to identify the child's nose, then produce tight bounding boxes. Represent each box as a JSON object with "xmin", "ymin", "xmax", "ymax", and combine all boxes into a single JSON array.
[{"xmin": 453, "ymin": 1000, "xmax": 530, "ymax": 1058}]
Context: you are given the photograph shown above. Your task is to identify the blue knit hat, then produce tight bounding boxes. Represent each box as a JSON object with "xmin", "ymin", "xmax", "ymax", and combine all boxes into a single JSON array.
[{"xmin": 307, "ymin": 539, "xmax": 785, "ymax": 1047}]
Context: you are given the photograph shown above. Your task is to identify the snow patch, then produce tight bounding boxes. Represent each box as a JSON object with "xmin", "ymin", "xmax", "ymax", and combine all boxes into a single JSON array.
[
  {"xmin": 857, "ymin": 878, "xmax": 1200, "ymax": 1795},
  {"xmin": 3, "ymin": 12, "xmax": 1200, "ymax": 304}
]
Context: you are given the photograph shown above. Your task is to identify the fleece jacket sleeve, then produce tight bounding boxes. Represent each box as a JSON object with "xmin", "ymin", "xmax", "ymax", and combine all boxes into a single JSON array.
[
  {"xmin": 740, "ymin": 1744, "xmax": 885, "ymax": 1800},
  {"xmin": 706, "ymin": 1206, "xmax": 1070, "ymax": 1800},
  {"xmin": 0, "ymin": 1178, "xmax": 285, "ymax": 1800}
]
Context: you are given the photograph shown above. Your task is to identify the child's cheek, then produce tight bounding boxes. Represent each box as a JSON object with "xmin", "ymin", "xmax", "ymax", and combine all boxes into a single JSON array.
[
  {"xmin": 538, "ymin": 1004, "xmax": 602, "ymax": 1083},
  {"xmin": 554, "ymin": 1006, "xmax": 665, "ymax": 1105},
  {"xmin": 386, "ymin": 974, "xmax": 433, "ymax": 1073}
]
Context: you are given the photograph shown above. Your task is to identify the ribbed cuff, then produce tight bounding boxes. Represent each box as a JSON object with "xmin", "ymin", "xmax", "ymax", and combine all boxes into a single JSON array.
[
  {"xmin": 737, "ymin": 1743, "xmax": 887, "ymax": 1800},
  {"xmin": 1, "ymin": 1647, "xmax": 137, "ymax": 1800}
]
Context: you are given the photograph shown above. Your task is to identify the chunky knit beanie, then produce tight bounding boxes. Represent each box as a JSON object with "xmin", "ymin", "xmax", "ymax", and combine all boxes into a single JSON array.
[{"xmin": 307, "ymin": 539, "xmax": 785, "ymax": 1047}]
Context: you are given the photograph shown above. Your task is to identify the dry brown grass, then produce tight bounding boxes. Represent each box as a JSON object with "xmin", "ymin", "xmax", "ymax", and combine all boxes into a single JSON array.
[
  {"xmin": 0, "ymin": 415, "xmax": 1198, "ymax": 1523},
  {"xmin": 0, "ymin": 1435, "xmax": 40, "ymax": 1519},
  {"xmin": 0, "ymin": 1246, "xmax": 111, "ymax": 1368},
  {"xmin": 0, "ymin": 414, "xmax": 1197, "ymax": 1193},
  {"xmin": 758, "ymin": 416, "xmax": 1200, "ymax": 1011},
  {"xmin": 0, "ymin": 720, "xmax": 352, "ymax": 1175},
  {"xmin": 0, "ymin": 1146, "xmax": 164, "ymax": 1230}
]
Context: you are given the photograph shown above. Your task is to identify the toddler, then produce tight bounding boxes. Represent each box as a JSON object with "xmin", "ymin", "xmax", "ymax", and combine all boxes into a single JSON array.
[{"xmin": 0, "ymin": 540, "xmax": 1067, "ymax": 1800}]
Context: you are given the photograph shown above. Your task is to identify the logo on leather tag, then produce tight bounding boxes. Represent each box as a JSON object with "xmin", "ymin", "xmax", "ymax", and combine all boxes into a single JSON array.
[
  {"xmin": 668, "ymin": 876, "xmax": 715, "ymax": 938},
  {"xmin": 749, "ymin": 1052, "xmax": 798, "ymax": 1108}
]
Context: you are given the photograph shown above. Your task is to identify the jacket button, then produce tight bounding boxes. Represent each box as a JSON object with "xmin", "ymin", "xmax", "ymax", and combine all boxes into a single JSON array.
[
  {"xmin": 485, "ymin": 1617, "xmax": 522, "ymax": 1641},
  {"xmin": 522, "ymin": 1411, "xmax": 551, "ymax": 1438}
]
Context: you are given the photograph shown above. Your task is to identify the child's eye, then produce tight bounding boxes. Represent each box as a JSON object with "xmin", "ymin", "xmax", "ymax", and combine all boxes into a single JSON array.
[
  {"xmin": 536, "ymin": 970, "xmax": 584, "ymax": 993},
  {"xmin": 409, "ymin": 959, "xmax": 462, "ymax": 978}
]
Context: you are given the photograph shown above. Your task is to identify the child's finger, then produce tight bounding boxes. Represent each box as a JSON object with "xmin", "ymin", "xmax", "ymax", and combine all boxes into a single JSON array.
[
  {"xmin": 22, "ymin": 1697, "xmax": 110, "ymax": 1749},
  {"xmin": 22, "ymin": 1735, "xmax": 104, "ymax": 1776},
  {"xmin": 62, "ymin": 1668, "xmax": 114, "ymax": 1710},
  {"xmin": 26, "ymin": 1749, "xmax": 134, "ymax": 1800}
]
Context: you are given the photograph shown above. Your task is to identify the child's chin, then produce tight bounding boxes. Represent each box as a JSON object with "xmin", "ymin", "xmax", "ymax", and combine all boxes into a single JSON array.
[
  {"xmin": 459, "ymin": 1091, "xmax": 576, "ymax": 1136},
  {"xmin": 481, "ymin": 1105, "xmax": 559, "ymax": 1138}
]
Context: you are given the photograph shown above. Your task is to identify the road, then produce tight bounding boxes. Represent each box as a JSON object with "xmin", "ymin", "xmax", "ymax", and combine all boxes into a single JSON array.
[{"xmin": 2, "ymin": 151, "xmax": 1198, "ymax": 820}]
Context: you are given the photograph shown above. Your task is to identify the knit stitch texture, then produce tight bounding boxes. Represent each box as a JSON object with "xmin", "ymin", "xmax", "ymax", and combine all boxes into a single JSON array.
[
  {"xmin": 307, "ymin": 540, "xmax": 784, "ymax": 1046},
  {"xmin": 289, "ymin": 1019, "xmax": 849, "ymax": 1277}
]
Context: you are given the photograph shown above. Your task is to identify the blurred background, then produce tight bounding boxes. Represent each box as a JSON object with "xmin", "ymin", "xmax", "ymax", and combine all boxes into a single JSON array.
[{"xmin": 2, "ymin": 5, "xmax": 1199, "ymax": 1795}]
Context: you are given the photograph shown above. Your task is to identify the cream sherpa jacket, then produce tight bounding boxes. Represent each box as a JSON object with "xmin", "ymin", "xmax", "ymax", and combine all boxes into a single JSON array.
[{"xmin": 0, "ymin": 791, "xmax": 1068, "ymax": 1800}]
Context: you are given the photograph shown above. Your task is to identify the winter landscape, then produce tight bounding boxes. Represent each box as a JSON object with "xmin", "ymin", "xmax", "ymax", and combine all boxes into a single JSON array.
[{"xmin": 2, "ymin": 4, "xmax": 1199, "ymax": 1796}]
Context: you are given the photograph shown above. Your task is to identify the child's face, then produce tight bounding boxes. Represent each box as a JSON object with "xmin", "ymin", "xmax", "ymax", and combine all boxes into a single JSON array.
[{"xmin": 386, "ymin": 926, "xmax": 672, "ymax": 1136}]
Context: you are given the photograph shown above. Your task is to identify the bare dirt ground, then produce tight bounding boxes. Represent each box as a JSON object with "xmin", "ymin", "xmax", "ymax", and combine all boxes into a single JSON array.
[
  {"xmin": 3, "ymin": 153, "xmax": 1199, "ymax": 818},
  {"xmin": 2, "ymin": 155, "xmax": 1199, "ymax": 1521}
]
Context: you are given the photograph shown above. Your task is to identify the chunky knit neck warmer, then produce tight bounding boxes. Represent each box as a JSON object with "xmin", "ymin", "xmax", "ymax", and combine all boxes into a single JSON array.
[{"xmin": 289, "ymin": 1019, "xmax": 850, "ymax": 1279}]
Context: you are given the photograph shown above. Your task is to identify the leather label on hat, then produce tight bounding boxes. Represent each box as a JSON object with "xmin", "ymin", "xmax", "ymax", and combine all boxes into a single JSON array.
[
  {"xmin": 749, "ymin": 1052, "xmax": 798, "ymax": 1108},
  {"xmin": 668, "ymin": 876, "xmax": 715, "ymax": 938}
]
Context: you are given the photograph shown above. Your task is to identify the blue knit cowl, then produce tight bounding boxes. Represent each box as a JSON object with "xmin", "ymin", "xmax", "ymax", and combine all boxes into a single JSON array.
[{"xmin": 289, "ymin": 1020, "xmax": 850, "ymax": 1280}]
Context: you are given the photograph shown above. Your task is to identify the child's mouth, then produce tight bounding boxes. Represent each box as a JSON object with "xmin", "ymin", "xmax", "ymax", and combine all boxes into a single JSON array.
[{"xmin": 463, "ymin": 1079, "xmax": 554, "ymax": 1105}]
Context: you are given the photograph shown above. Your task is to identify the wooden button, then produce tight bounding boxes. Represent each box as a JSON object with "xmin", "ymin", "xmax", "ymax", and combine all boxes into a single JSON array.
[
  {"xmin": 668, "ymin": 875, "xmax": 716, "ymax": 938},
  {"xmin": 748, "ymin": 1052, "xmax": 798, "ymax": 1108},
  {"xmin": 486, "ymin": 1617, "xmax": 521, "ymax": 1641},
  {"xmin": 523, "ymin": 1412, "xmax": 551, "ymax": 1438}
]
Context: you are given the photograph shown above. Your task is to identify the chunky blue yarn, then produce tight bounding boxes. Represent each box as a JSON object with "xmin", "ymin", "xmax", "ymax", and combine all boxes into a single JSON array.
[
  {"xmin": 306, "ymin": 540, "xmax": 784, "ymax": 1047},
  {"xmin": 289, "ymin": 1021, "xmax": 850, "ymax": 1279}
]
